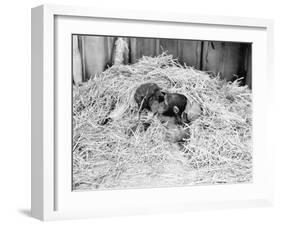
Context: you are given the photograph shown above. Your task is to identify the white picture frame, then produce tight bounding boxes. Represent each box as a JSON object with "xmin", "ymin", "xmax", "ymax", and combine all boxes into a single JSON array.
[{"xmin": 31, "ymin": 4, "xmax": 274, "ymax": 221}]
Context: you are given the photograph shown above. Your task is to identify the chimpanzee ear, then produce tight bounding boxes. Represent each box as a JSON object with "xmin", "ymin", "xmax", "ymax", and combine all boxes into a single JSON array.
[{"xmin": 173, "ymin": 106, "xmax": 179, "ymax": 114}]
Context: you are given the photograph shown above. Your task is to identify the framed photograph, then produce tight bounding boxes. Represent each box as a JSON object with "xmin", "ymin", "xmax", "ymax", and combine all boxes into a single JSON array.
[{"xmin": 31, "ymin": 4, "xmax": 274, "ymax": 221}]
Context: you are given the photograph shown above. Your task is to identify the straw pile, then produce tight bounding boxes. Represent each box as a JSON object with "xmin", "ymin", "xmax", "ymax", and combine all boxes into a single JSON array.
[{"xmin": 72, "ymin": 53, "xmax": 252, "ymax": 191}]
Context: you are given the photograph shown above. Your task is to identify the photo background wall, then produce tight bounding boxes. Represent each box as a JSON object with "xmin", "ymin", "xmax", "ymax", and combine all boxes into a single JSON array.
[{"xmin": 73, "ymin": 35, "xmax": 252, "ymax": 87}]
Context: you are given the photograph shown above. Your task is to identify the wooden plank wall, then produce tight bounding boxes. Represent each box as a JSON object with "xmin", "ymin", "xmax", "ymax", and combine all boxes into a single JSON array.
[{"xmin": 72, "ymin": 35, "xmax": 252, "ymax": 87}]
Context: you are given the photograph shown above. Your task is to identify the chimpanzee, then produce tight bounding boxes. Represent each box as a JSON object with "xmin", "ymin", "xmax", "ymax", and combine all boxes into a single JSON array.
[
  {"xmin": 100, "ymin": 83, "xmax": 164, "ymax": 126},
  {"xmin": 158, "ymin": 93, "xmax": 202, "ymax": 125},
  {"xmin": 125, "ymin": 83, "xmax": 165, "ymax": 134},
  {"xmin": 134, "ymin": 83, "xmax": 165, "ymax": 117},
  {"xmin": 156, "ymin": 92, "xmax": 202, "ymax": 144},
  {"xmin": 157, "ymin": 93, "xmax": 188, "ymax": 124}
]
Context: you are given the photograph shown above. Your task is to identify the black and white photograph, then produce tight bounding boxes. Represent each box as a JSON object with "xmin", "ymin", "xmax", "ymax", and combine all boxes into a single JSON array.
[{"xmin": 72, "ymin": 35, "xmax": 252, "ymax": 191}]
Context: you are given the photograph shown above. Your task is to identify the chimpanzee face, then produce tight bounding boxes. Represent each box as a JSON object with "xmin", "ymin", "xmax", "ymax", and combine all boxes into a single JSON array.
[
  {"xmin": 157, "ymin": 101, "xmax": 168, "ymax": 114},
  {"xmin": 158, "ymin": 101, "xmax": 180, "ymax": 115},
  {"xmin": 157, "ymin": 94, "xmax": 179, "ymax": 115},
  {"xmin": 147, "ymin": 90, "xmax": 166, "ymax": 113},
  {"xmin": 149, "ymin": 99, "xmax": 160, "ymax": 113}
]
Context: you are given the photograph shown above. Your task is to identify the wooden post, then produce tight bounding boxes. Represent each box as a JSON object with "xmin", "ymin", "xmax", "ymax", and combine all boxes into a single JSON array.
[{"xmin": 72, "ymin": 35, "xmax": 82, "ymax": 84}]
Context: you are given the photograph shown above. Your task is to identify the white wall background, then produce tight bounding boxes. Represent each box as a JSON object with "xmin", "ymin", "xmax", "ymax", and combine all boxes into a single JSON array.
[{"xmin": 0, "ymin": 0, "xmax": 280, "ymax": 225}]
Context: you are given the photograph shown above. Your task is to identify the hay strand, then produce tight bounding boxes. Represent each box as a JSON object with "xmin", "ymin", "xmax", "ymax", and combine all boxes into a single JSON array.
[{"xmin": 73, "ymin": 53, "xmax": 252, "ymax": 190}]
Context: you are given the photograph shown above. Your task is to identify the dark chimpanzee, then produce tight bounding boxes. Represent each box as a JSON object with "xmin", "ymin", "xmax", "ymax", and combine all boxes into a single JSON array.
[
  {"xmin": 134, "ymin": 83, "xmax": 165, "ymax": 119},
  {"xmin": 126, "ymin": 83, "xmax": 166, "ymax": 134},
  {"xmin": 100, "ymin": 83, "xmax": 164, "ymax": 126},
  {"xmin": 157, "ymin": 93, "xmax": 202, "ymax": 143},
  {"xmin": 158, "ymin": 92, "xmax": 202, "ymax": 125},
  {"xmin": 158, "ymin": 93, "xmax": 188, "ymax": 125}
]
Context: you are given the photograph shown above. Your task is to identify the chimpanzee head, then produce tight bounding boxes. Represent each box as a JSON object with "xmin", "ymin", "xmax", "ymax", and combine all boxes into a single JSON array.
[
  {"xmin": 147, "ymin": 90, "xmax": 165, "ymax": 113},
  {"xmin": 158, "ymin": 93, "xmax": 187, "ymax": 119},
  {"xmin": 134, "ymin": 83, "xmax": 165, "ymax": 113}
]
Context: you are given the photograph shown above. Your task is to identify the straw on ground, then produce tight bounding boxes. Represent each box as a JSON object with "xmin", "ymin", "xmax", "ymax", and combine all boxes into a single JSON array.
[{"xmin": 72, "ymin": 53, "xmax": 252, "ymax": 190}]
